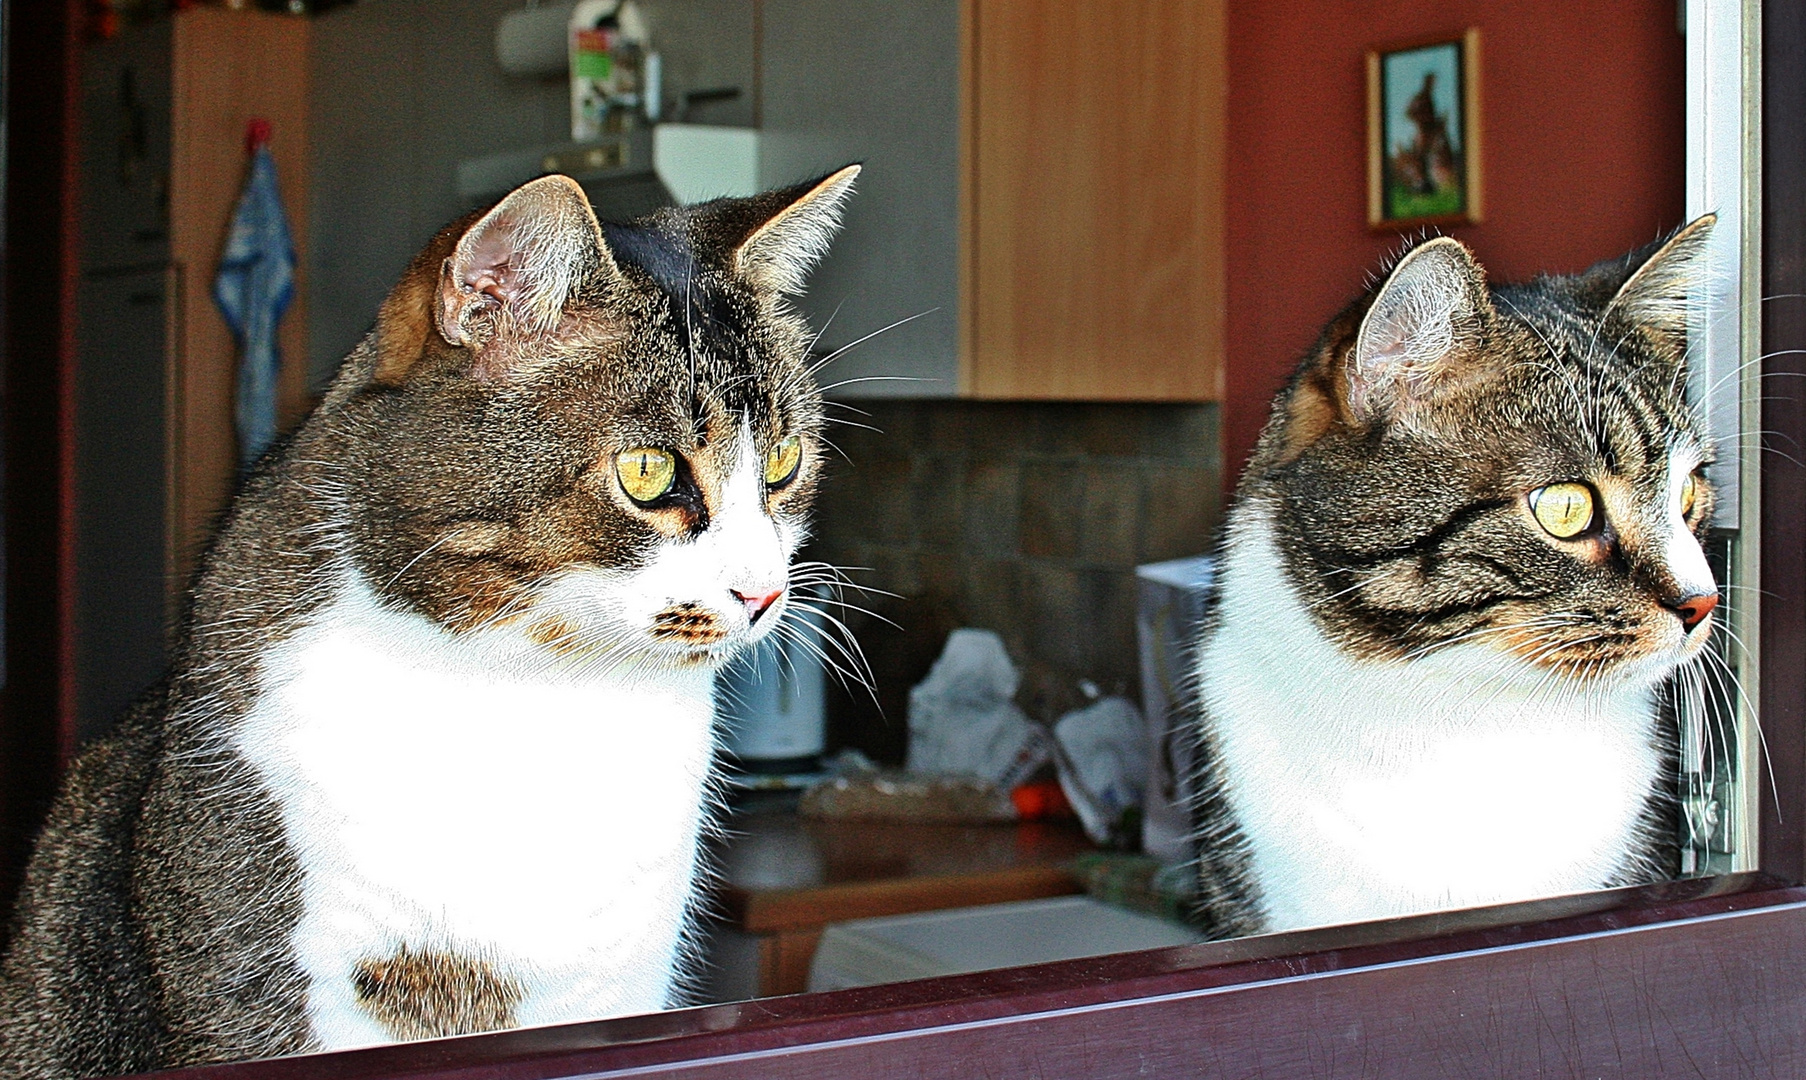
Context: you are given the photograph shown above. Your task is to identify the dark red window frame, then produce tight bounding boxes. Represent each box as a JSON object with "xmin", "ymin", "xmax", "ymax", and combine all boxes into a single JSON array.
[
  {"xmin": 134, "ymin": 875, "xmax": 1806, "ymax": 1079},
  {"xmin": 6, "ymin": 5, "xmax": 1805, "ymax": 1079}
]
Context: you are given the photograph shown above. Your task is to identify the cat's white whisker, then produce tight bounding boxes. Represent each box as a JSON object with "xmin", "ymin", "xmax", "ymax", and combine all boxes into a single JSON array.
[
  {"xmin": 1696, "ymin": 643, "xmax": 1775, "ymax": 802},
  {"xmin": 813, "ymin": 374, "xmax": 935, "ymax": 394},
  {"xmin": 381, "ymin": 532, "xmax": 456, "ymax": 591},
  {"xmin": 805, "ymin": 307, "xmax": 939, "ymax": 377},
  {"xmin": 782, "ymin": 600, "xmax": 880, "ymax": 697},
  {"xmin": 807, "ymin": 296, "xmax": 847, "ymax": 354},
  {"xmin": 792, "ymin": 595, "xmax": 902, "ymax": 630},
  {"xmin": 822, "ymin": 398, "xmax": 874, "ymax": 417}
]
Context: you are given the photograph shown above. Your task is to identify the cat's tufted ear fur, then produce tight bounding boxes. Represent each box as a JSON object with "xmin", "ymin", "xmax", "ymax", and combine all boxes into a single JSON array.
[
  {"xmin": 1345, "ymin": 236, "xmax": 1496, "ymax": 426},
  {"xmin": 433, "ymin": 174, "xmax": 620, "ymax": 377},
  {"xmin": 1608, "ymin": 214, "xmax": 1715, "ymax": 342},
  {"xmin": 689, "ymin": 165, "xmax": 858, "ymax": 295}
]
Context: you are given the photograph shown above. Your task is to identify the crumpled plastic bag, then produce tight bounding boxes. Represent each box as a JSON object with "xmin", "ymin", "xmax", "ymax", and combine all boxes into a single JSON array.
[
  {"xmin": 1052, "ymin": 695, "xmax": 1149, "ymax": 845},
  {"xmin": 906, "ymin": 628, "xmax": 1050, "ymax": 789}
]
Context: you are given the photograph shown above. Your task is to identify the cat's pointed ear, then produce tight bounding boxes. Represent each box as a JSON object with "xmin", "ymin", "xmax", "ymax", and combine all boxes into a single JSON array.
[
  {"xmin": 1608, "ymin": 214, "xmax": 1715, "ymax": 339},
  {"xmin": 434, "ymin": 174, "xmax": 619, "ymax": 366},
  {"xmin": 725, "ymin": 165, "xmax": 860, "ymax": 294},
  {"xmin": 1346, "ymin": 236, "xmax": 1495, "ymax": 425}
]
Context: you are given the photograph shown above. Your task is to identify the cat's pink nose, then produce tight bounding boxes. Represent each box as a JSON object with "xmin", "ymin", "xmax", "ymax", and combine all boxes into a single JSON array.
[
  {"xmin": 731, "ymin": 587, "xmax": 784, "ymax": 625},
  {"xmin": 1669, "ymin": 592, "xmax": 1718, "ymax": 631}
]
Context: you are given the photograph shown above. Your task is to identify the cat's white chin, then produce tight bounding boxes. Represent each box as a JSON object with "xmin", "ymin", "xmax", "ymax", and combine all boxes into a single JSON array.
[{"xmin": 648, "ymin": 614, "xmax": 786, "ymax": 669}]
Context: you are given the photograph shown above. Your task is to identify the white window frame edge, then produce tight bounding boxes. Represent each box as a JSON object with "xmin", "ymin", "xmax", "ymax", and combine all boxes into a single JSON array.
[
  {"xmin": 1733, "ymin": 0, "xmax": 1761, "ymax": 875},
  {"xmin": 1684, "ymin": 0, "xmax": 1762, "ymax": 872}
]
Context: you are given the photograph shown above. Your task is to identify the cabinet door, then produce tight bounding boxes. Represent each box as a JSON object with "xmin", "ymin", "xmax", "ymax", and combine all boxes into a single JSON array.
[
  {"xmin": 74, "ymin": 267, "xmax": 170, "ymax": 744},
  {"xmin": 80, "ymin": 21, "xmax": 173, "ymax": 272},
  {"xmin": 168, "ymin": 8, "xmax": 310, "ymax": 583},
  {"xmin": 965, "ymin": 0, "xmax": 1225, "ymax": 400}
]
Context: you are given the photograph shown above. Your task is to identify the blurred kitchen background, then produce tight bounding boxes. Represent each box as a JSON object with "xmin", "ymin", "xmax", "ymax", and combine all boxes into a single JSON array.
[
  {"xmin": 300, "ymin": 0, "xmax": 1683, "ymax": 770},
  {"xmin": 2, "ymin": 0, "xmax": 1688, "ymax": 1001}
]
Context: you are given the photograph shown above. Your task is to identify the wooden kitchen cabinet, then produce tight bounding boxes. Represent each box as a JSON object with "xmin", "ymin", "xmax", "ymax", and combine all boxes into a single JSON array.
[
  {"xmin": 76, "ymin": 9, "xmax": 310, "ymax": 741},
  {"xmin": 960, "ymin": 0, "xmax": 1226, "ymax": 400},
  {"xmin": 763, "ymin": 0, "xmax": 1224, "ymax": 402}
]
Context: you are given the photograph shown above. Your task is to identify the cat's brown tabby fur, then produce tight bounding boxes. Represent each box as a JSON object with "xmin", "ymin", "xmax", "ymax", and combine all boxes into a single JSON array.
[{"xmin": 0, "ymin": 166, "xmax": 859, "ymax": 1075}]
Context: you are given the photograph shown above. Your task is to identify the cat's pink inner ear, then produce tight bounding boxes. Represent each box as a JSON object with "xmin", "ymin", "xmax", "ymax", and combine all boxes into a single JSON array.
[
  {"xmin": 435, "ymin": 226, "xmax": 519, "ymax": 348},
  {"xmin": 458, "ymin": 226, "xmax": 525, "ymax": 304},
  {"xmin": 1346, "ymin": 237, "xmax": 1491, "ymax": 424},
  {"xmin": 435, "ymin": 174, "xmax": 611, "ymax": 352}
]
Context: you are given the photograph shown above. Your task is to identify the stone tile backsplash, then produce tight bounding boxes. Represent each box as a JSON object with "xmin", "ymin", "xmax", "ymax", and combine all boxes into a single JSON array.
[{"xmin": 803, "ymin": 400, "xmax": 1223, "ymax": 764}]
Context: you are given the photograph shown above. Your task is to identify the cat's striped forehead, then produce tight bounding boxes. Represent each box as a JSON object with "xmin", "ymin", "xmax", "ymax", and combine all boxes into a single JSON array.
[
  {"xmin": 1489, "ymin": 280, "xmax": 1708, "ymax": 482},
  {"xmin": 588, "ymin": 216, "xmax": 819, "ymax": 439}
]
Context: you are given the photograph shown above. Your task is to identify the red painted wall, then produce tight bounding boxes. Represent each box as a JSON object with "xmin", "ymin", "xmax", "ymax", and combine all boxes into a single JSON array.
[{"xmin": 1223, "ymin": 0, "xmax": 1686, "ymax": 486}]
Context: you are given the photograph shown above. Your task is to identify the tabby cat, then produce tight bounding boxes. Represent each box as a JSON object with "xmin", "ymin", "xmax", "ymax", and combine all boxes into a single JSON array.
[
  {"xmin": 1191, "ymin": 219, "xmax": 1720, "ymax": 938},
  {"xmin": 0, "ymin": 165, "xmax": 858, "ymax": 1075}
]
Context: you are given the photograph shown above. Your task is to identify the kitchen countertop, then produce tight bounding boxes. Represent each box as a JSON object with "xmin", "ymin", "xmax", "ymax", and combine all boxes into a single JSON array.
[{"xmin": 712, "ymin": 798, "xmax": 1093, "ymax": 995}]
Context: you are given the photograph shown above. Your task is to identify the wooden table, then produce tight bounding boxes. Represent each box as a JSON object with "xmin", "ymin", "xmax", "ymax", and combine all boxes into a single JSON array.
[{"xmin": 714, "ymin": 804, "xmax": 1093, "ymax": 996}]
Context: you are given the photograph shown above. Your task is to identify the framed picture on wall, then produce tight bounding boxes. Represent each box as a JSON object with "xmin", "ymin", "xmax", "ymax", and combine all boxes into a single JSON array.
[{"xmin": 1367, "ymin": 30, "xmax": 1483, "ymax": 229}]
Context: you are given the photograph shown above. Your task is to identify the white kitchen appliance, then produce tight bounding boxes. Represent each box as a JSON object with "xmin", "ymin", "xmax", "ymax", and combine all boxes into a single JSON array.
[{"xmin": 715, "ymin": 589, "xmax": 829, "ymax": 778}]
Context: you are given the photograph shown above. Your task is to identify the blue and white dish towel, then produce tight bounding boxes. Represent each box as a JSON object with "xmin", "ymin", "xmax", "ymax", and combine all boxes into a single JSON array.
[{"xmin": 213, "ymin": 144, "xmax": 296, "ymax": 468}]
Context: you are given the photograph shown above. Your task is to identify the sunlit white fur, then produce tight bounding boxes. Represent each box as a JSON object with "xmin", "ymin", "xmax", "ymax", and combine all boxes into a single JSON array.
[
  {"xmin": 1657, "ymin": 442, "xmax": 1715, "ymax": 606},
  {"xmin": 1198, "ymin": 483, "xmax": 1710, "ymax": 933},
  {"xmin": 233, "ymin": 430, "xmax": 794, "ymax": 1050}
]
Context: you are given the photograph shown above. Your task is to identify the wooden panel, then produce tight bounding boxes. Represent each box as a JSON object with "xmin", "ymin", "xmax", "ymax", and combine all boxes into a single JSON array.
[
  {"xmin": 168, "ymin": 8, "xmax": 309, "ymax": 589},
  {"xmin": 965, "ymin": 0, "xmax": 1225, "ymax": 401},
  {"xmin": 755, "ymin": 928, "xmax": 824, "ymax": 997}
]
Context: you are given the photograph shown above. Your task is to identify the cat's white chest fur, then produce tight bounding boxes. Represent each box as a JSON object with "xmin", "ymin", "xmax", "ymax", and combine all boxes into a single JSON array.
[
  {"xmin": 1199, "ymin": 503, "xmax": 1663, "ymax": 933},
  {"xmin": 232, "ymin": 573, "xmax": 717, "ymax": 1050}
]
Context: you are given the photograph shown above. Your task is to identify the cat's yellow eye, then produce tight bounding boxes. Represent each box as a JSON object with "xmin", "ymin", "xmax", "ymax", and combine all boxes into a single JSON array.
[
  {"xmin": 1680, "ymin": 473, "xmax": 1698, "ymax": 517},
  {"xmin": 616, "ymin": 448, "xmax": 677, "ymax": 504},
  {"xmin": 765, "ymin": 435, "xmax": 803, "ymax": 488},
  {"xmin": 1530, "ymin": 483, "xmax": 1596, "ymax": 539}
]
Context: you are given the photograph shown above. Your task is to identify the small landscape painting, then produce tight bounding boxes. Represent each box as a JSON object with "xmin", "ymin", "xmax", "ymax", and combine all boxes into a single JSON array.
[{"xmin": 1368, "ymin": 31, "xmax": 1482, "ymax": 228}]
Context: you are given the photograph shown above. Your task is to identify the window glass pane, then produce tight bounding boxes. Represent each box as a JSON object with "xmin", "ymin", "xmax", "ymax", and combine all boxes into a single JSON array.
[{"xmin": 19, "ymin": 3, "xmax": 1776, "ymax": 1077}]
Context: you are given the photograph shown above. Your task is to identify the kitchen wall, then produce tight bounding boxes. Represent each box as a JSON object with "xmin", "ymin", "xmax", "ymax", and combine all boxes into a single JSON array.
[
  {"xmin": 757, "ymin": 0, "xmax": 961, "ymax": 400},
  {"xmin": 308, "ymin": 0, "xmax": 960, "ymax": 398},
  {"xmin": 804, "ymin": 401, "xmax": 1222, "ymax": 764},
  {"xmin": 308, "ymin": 0, "xmax": 756, "ymax": 389},
  {"xmin": 1222, "ymin": 0, "xmax": 1687, "ymax": 483}
]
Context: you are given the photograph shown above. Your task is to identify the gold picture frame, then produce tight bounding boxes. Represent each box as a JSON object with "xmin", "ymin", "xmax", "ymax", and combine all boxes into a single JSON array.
[{"xmin": 1367, "ymin": 29, "xmax": 1483, "ymax": 229}]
